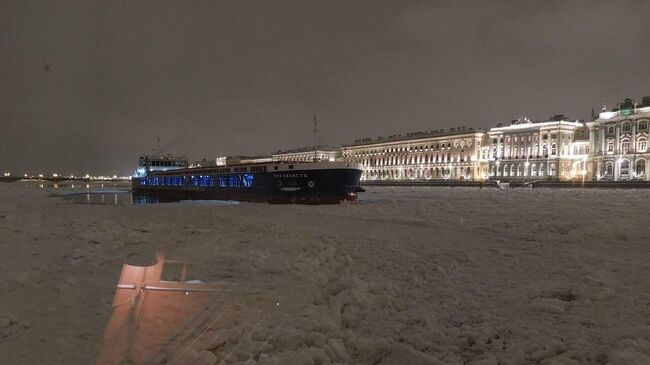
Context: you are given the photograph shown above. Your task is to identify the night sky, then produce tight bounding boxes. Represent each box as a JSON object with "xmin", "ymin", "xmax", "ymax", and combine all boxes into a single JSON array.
[{"xmin": 1, "ymin": 0, "xmax": 649, "ymax": 175}]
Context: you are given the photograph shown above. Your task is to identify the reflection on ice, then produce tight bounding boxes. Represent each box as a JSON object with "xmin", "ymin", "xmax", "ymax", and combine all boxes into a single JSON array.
[
  {"xmin": 177, "ymin": 200, "xmax": 240, "ymax": 206},
  {"xmin": 56, "ymin": 191, "xmax": 242, "ymax": 206},
  {"xmin": 97, "ymin": 253, "xmax": 223, "ymax": 365}
]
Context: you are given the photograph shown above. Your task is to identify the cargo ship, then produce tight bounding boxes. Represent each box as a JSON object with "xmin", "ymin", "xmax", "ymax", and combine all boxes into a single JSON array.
[{"xmin": 131, "ymin": 155, "xmax": 364, "ymax": 204}]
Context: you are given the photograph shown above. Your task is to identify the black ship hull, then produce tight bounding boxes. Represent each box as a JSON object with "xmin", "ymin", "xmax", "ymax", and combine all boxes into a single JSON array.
[{"xmin": 132, "ymin": 167, "xmax": 363, "ymax": 204}]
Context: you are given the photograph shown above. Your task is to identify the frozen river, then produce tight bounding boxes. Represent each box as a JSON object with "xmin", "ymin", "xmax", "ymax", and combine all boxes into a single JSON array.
[{"xmin": 1, "ymin": 183, "xmax": 649, "ymax": 364}]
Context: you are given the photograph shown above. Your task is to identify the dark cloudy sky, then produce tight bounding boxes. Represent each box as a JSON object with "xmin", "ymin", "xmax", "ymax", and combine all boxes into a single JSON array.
[{"xmin": 1, "ymin": 0, "xmax": 649, "ymax": 175}]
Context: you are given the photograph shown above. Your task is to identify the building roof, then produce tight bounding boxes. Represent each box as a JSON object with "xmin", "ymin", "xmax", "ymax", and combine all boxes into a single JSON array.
[
  {"xmin": 273, "ymin": 146, "xmax": 339, "ymax": 154},
  {"xmin": 342, "ymin": 127, "xmax": 483, "ymax": 148}
]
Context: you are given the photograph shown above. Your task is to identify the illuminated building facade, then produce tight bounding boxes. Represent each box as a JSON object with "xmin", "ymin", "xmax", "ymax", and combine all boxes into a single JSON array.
[
  {"xmin": 586, "ymin": 97, "xmax": 650, "ymax": 181},
  {"xmin": 341, "ymin": 127, "xmax": 485, "ymax": 181},
  {"xmin": 478, "ymin": 116, "xmax": 589, "ymax": 181},
  {"xmin": 340, "ymin": 95, "xmax": 650, "ymax": 183},
  {"xmin": 272, "ymin": 147, "xmax": 340, "ymax": 162}
]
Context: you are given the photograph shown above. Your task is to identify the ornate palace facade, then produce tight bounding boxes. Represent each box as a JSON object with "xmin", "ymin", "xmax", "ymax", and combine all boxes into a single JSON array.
[
  {"xmin": 341, "ymin": 127, "xmax": 484, "ymax": 181},
  {"xmin": 478, "ymin": 115, "xmax": 590, "ymax": 181},
  {"xmin": 341, "ymin": 95, "xmax": 649, "ymax": 182},
  {"xmin": 586, "ymin": 97, "xmax": 649, "ymax": 181}
]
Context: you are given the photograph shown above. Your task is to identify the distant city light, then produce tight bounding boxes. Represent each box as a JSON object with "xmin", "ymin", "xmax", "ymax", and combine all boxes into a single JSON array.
[
  {"xmin": 52, "ymin": 173, "xmax": 59, "ymax": 178},
  {"xmin": 38, "ymin": 174, "xmax": 44, "ymax": 178},
  {"xmin": 3, "ymin": 172, "xmax": 9, "ymax": 177}
]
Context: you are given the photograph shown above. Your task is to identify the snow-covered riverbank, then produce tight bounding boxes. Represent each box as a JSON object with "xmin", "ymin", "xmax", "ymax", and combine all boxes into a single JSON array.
[{"xmin": 1, "ymin": 183, "xmax": 649, "ymax": 364}]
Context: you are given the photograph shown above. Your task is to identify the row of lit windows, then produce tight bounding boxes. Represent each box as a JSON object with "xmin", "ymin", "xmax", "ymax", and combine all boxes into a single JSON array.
[
  {"xmin": 362, "ymin": 166, "xmax": 473, "ymax": 179},
  {"xmin": 146, "ymin": 160, "xmax": 186, "ymax": 167},
  {"xmin": 490, "ymin": 163, "xmax": 555, "ymax": 177},
  {"xmin": 140, "ymin": 174, "xmax": 254, "ymax": 188},
  {"xmin": 352, "ymin": 152, "xmax": 472, "ymax": 166},
  {"xmin": 606, "ymin": 120, "xmax": 648, "ymax": 134},
  {"xmin": 606, "ymin": 138, "xmax": 648, "ymax": 153},
  {"xmin": 602, "ymin": 159, "xmax": 646, "ymax": 178},
  {"xmin": 346, "ymin": 140, "xmax": 475, "ymax": 157}
]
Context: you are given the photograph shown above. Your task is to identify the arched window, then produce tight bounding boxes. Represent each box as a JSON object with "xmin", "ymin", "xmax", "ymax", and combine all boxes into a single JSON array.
[
  {"xmin": 531, "ymin": 163, "xmax": 537, "ymax": 176},
  {"xmin": 516, "ymin": 164, "xmax": 522, "ymax": 176},
  {"xmin": 542, "ymin": 144, "xmax": 548, "ymax": 156},
  {"xmin": 551, "ymin": 143, "xmax": 557, "ymax": 156},
  {"xmin": 549, "ymin": 163, "xmax": 556, "ymax": 176},
  {"xmin": 621, "ymin": 140, "xmax": 630, "ymax": 154},
  {"xmin": 510, "ymin": 165, "xmax": 515, "ymax": 176},
  {"xmin": 636, "ymin": 159, "xmax": 646, "ymax": 179},
  {"xmin": 637, "ymin": 138, "xmax": 647, "ymax": 152},
  {"xmin": 539, "ymin": 163, "xmax": 544, "ymax": 176},
  {"xmin": 605, "ymin": 162, "xmax": 614, "ymax": 177},
  {"xmin": 503, "ymin": 164, "xmax": 509, "ymax": 176}
]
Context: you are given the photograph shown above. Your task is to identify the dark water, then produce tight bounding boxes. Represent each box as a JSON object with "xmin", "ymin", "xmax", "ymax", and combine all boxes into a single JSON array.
[
  {"xmin": 32, "ymin": 181, "xmax": 238, "ymax": 205},
  {"xmin": 57, "ymin": 191, "xmax": 240, "ymax": 206},
  {"xmin": 62, "ymin": 191, "xmax": 134, "ymax": 205}
]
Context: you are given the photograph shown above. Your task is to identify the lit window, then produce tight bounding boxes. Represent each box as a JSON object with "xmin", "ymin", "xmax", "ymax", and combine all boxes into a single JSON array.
[
  {"xmin": 605, "ymin": 162, "xmax": 614, "ymax": 176},
  {"xmin": 621, "ymin": 141, "xmax": 630, "ymax": 154},
  {"xmin": 639, "ymin": 121, "xmax": 648, "ymax": 131},
  {"xmin": 636, "ymin": 159, "xmax": 646, "ymax": 178}
]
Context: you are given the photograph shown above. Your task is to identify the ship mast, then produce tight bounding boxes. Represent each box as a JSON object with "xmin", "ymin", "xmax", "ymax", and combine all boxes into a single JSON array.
[{"xmin": 313, "ymin": 115, "xmax": 318, "ymax": 161}]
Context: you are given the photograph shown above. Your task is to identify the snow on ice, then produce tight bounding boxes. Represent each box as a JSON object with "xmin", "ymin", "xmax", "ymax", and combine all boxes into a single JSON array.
[{"xmin": 0, "ymin": 182, "xmax": 649, "ymax": 364}]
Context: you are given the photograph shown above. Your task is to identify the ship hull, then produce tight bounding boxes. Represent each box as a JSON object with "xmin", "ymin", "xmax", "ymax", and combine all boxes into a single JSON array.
[{"xmin": 132, "ymin": 167, "xmax": 363, "ymax": 204}]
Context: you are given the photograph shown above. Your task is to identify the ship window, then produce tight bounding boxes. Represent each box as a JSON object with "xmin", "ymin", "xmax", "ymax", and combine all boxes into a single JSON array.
[
  {"xmin": 242, "ymin": 174, "xmax": 253, "ymax": 187},
  {"xmin": 228, "ymin": 175, "xmax": 240, "ymax": 187}
]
